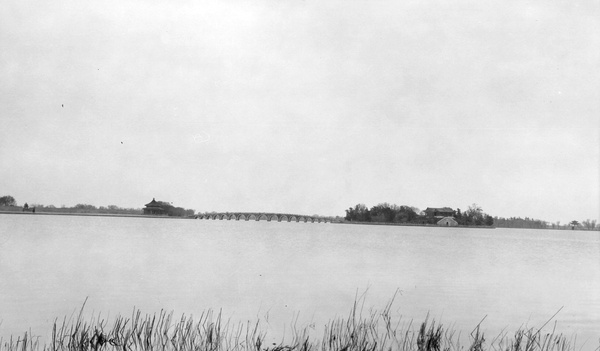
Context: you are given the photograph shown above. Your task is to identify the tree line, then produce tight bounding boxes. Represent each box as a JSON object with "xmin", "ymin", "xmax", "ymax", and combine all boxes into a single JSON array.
[
  {"xmin": 495, "ymin": 217, "xmax": 598, "ymax": 230},
  {"xmin": 0, "ymin": 195, "xmax": 195, "ymax": 217},
  {"xmin": 344, "ymin": 203, "xmax": 494, "ymax": 226},
  {"xmin": 343, "ymin": 202, "xmax": 599, "ymax": 230},
  {"xmin": 493, "ymin": 217, "xmax": 549, "ymax": 229},
  {"xmin": 152, "ymin": 201, "xmax": 196, "ymax": 217}
]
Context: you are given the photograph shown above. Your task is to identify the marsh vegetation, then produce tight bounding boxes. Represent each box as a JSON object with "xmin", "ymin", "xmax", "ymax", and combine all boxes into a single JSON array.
[{"xmin": 1, "ymin": 298, "xmax": 586, "ymax": 351}]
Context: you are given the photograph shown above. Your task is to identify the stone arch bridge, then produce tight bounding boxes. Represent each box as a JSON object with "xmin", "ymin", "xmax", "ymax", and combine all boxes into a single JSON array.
[{"xmin": 196, "ymin": 212, "xmax": 330, "ymax": 223}]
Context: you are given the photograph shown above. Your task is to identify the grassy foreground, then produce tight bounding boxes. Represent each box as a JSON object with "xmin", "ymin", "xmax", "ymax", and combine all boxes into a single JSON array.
[{"xmin": 1, "ymin": 300, "xmax": 594, "ymax": 351}]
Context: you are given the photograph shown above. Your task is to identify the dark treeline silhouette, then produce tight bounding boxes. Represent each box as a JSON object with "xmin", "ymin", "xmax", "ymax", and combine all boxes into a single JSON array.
[
  {"xmin": 495, "ymin": 217, "xmax": 599, "ymax": 230},
  {"xmin": 493, "ymin": 216, "xmax": 548, "ymax": 229},
  {"xmin": 346, "ymin": 203, "xmax": 419, "ymax": 223},
  {"xmin": 345, "ymin": 203, "xmax": 494, "ymax": 226},
  {"xmin": 455, "ymin": 205, "xmax": 495, "ymax": 226},
  {"xmin": 38, "ymin": 203, "xmax": 195, "ymax": 217},
  {"xmin": 30, "ymin": 203, "xmax": 144, "ymax": 215},
  {"xmin": 0, "ymin": 194, "xmax": 195, "ymax": 217},
  {"xmin": 154, "ymin": 201, "xmax": 195, "ymax": 217}
]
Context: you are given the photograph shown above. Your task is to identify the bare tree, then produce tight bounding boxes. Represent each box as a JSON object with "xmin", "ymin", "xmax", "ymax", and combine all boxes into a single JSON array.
[{"xmin": 582, "ymin": 219, "xmax": 598, "ymax": 230}]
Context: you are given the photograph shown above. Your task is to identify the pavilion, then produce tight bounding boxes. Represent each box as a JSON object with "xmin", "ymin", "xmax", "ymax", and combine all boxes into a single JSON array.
[{"xmin": 143, "ymin": 198, "xmax": 165, "ymax": 215}]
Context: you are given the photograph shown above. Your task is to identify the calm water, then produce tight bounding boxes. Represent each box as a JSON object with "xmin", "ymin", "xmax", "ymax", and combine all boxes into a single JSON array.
[{"xmin": 1, "ymin": 214, "xmax": 599, "ymax": 348}]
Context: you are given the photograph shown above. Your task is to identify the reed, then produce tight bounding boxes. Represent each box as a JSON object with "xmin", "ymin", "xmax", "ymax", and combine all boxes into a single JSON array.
[{"xmin": 0, "ymin": 299, "xmax": 593, "ymax": 351}]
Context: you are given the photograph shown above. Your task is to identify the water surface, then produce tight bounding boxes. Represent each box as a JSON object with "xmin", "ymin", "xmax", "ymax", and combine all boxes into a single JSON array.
[{"xmin": 1, "ymin": 214, "xmax": 598, "ymax": 348}]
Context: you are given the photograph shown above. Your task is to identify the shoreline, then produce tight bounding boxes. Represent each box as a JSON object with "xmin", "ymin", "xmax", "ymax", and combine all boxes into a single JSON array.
[
  {"xmin": 1, "ymin": 210, "xmax": 591, "ymax": 230},
  {"xmin": 0, "ymin": 210, "xmax": 190, "ymax": 219},
  {"xmin": 335, "ymin": 220, "xmax": 496, "ymax": 229}
]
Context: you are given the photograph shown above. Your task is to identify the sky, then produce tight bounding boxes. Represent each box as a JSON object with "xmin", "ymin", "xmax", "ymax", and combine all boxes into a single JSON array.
[{"xmin": 1, "ymin": 0, "xmax": 599, "ymax": 223}]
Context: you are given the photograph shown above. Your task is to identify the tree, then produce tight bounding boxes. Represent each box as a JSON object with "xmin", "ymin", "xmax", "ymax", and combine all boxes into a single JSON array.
[
  {"xmin": 484, "ymin": 214, "xmax": 494, "ymax": 226},
  {"xmin": 455, "ymin": 208, "xmax": 464, "ymax": 224},
  {"xmin": 156, "ymin": 201, "xmax": 194, "ymax": 217},
  {"xmin": 345, "ymin": 207, "xmax": 354, "ymax": 221},
  {"xmin": 582, "ymin": 219, "xmax": 597, "ymax": 230},
  {"xmin": 75, "ymin": 204, "xmax": 97, "ymax": 211},
  {"xmin": 0, "ymin": 195, "xmax": 17, "ymax": 206},
  {"xmin": 370, "ymin": 203, "xmax": 396, "ymax": 222},
  {"xmin": 569, "ymin": 220, "xmax": 580, "ymax": 230},
  {"xmin": 465, "ymin": 203, "xmax": 484, "ymax": 225},
  {"xmin": 395, "ymin": 205, "xmax": 417, "ymax": 223},
  {"xmin": 345, "ymin": 204, "xmax": 370, "ymax": 222},
  {"xmin": 466, "ymin": 203, "xmax": 483, "ymax": 217}
]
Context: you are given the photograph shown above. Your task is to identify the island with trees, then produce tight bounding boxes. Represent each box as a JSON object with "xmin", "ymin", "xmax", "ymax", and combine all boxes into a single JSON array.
[
  {"xmin": 343, "ymin": 202, "xmax": 599, "ymax": 230},
  {"xmin": 344, "ymin": 203, "xmax": 494, "ymax": 227}
]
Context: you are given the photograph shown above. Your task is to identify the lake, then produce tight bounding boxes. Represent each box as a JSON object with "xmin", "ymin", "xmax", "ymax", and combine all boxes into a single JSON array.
[{"xmin": 0, "ymin": 214, "xmax": 598, "ymax": 349}]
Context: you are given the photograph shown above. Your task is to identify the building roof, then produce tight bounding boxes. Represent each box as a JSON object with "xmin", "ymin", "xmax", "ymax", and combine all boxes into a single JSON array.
[
  {"xmin": 145, "ymin": 198, "xmax": 162, "ymax": 207},
  {"xmin": 425, "ymin": 207, "xmax": 454, "ymax": 212}
]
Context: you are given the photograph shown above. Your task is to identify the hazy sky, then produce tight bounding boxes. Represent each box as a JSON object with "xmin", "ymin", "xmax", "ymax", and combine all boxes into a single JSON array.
[{"xmin": 1, "ymin": 0, "xmax": 599, "ymax": 223}]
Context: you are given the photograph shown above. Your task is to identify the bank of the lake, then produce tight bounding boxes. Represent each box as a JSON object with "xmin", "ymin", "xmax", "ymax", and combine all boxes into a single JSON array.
[
  {"xmin": 337, "ymin": 220, "xmax": 496, "ymax": 229},
  {"xmin": 0, "ymin": 209, "xmax": 192, "ymax": 219}
]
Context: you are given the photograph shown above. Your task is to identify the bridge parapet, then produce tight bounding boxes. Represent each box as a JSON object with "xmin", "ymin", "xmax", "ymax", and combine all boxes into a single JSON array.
[{"xmin": 195, "ymin": 212, "xmax": 330, "ymax": 223}]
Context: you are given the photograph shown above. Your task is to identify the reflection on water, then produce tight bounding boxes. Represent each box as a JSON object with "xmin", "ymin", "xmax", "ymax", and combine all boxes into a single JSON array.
[{"xmin": 0, "ymin": 214, "xmax": 599, "ymax": 348}]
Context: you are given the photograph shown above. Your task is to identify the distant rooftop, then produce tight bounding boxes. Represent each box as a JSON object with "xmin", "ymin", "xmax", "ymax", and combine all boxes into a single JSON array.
[{"xmin": 425, "ymin": 207, "xmax": 454, "ymax": 212}]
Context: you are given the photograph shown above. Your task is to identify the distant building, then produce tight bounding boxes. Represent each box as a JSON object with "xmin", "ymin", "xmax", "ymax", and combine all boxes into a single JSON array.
[
  {"xmin": 143, "ymin": 198, "xmax": 165, "ymax": 215},
  {"xmin": 437, "ymin": 217, "xmax": 458, "ymax": 226},
  {"xmin": 424, "ymin": 207, "xmax": 455, "ymax": 218}
]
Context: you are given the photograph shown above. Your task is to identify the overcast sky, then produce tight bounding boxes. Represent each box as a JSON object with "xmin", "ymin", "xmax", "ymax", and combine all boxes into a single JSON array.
[{"xmin": 1, "ymin": 0, "xmax": 598, "ymax": 223}]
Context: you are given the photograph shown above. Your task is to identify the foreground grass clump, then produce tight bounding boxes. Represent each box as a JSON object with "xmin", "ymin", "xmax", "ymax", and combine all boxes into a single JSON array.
[{"xmin": 0, "ymin": 300, "xmax": 589, "ymax": 351}]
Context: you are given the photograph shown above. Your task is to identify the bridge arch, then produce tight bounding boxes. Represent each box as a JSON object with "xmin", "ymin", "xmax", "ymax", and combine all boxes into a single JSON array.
[
  {"xmin": 195, "ymin": 212, "xmax": 330, "ymax": 223},
  {"xmin": 269, "ymin": 214, "xmax": 279, "ymax": 222}
]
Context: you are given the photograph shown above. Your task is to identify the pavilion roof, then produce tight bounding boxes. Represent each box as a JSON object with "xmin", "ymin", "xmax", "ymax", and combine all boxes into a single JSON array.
[{"xmin": 145, "ymin": 198, "xmax": 162, "ymax": 207}]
